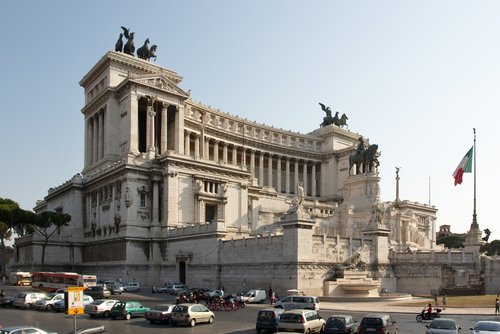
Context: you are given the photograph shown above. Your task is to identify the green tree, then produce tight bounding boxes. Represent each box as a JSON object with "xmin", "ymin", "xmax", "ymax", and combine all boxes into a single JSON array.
[
  {"xmin": 485, "ymin": 240, "xmax": 500, "ymax": 256},
  {"xmin": 0, "ymin": 198, "xmax": 36, "ymax": 237},
  {"xmin": 32, "ymin": 211, "xmax": 71, "ymax": 265},
  {"xmin": 436, "ymin": 235, "xmax": 465, "ymax": 249}
]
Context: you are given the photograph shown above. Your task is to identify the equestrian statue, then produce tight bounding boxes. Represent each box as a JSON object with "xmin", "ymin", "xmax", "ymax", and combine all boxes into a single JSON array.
[{"xmin": 349, "ymin": 137, "xmax": 380, "ymax": 174}]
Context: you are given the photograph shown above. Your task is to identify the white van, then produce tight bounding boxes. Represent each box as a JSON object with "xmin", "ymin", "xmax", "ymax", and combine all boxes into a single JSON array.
[
  {"xmin": 274, "ymin": 295, "xmax": 320, "ymax": 310},
  {"xmin": 13, "ymin": 292, "xmax": 47, "ymax": 309},
  {"xmin": 241, "ymin": 289, "xmax": 267, "ymax": 303}
]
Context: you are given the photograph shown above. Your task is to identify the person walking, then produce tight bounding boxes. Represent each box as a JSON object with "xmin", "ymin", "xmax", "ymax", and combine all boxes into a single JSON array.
[
  {"xmin": 434, "ymin": 292, "xmax": 438, "ymax": 307},
  {"xmin": 268, "ymin": 286, "xmax": 273, "ymax": 304},
  {"xmin": 442, "ymin": 293, "xmax": 447, "ymax": 310},
  {"xmin": 495, "ymin": 298, "xmax": 499, "ymax": 314}
]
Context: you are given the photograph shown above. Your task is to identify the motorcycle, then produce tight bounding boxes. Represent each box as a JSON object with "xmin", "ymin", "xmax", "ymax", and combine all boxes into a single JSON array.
[{"xmin": 416, "ymin": 307, "xmax": 442, "ymax": 322}]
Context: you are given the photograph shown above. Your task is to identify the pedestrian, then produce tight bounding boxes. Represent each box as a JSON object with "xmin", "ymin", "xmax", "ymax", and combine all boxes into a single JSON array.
[
  {"xmin": 496, "ymin": 298, "xmax": 499, "ymax": 314},
  {"xmin": 434, "ymin": 292, "xmax": 438, "ymax": 307},
  {"xmin": 268, "ymin": 286, "xmax": 273, "ymax": 304},
  {"xmin": 442, "ymin": 293, "xmax": 447, "ymax": 310},
  {"xmin": 0, "ymin": 289, "xmax": 4, "ymax": 298}
]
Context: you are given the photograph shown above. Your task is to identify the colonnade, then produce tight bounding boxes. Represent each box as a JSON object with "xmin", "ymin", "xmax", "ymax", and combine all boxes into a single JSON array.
[
  {"xmin": 85, "ymin": 108, "xmax": 106, "ymax": 166},
  {"xmin": 183, "ymin": 130, "xmax": 321, "ymax": 197}
]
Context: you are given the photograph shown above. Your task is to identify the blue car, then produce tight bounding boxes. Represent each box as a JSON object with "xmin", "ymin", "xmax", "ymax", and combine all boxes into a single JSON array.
[{"xmin": 256, "ymin": 308, "xmax": 285, "ymax": 333}]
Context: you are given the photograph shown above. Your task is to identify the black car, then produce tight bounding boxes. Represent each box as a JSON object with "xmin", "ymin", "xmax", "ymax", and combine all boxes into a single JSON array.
[
  {"xmin": 0, "ymin": 293, "xmax": 22, "ymax": 307},
  {"xmin": 357, "ymin": 314, "xmax": 398, "ymax": 334},
  {"xmin": 324, "ymin": 315, "xmax": 358, "ymax": 334},
  {"xmin": 256, "ymin": 308, "xmax": 285, "ymax": 333}
]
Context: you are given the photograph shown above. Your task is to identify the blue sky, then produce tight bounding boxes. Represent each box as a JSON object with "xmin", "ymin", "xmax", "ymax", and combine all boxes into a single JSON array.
[{"xmin": 1, "ymin": 1, "xmax": 499, "ymax": 241}]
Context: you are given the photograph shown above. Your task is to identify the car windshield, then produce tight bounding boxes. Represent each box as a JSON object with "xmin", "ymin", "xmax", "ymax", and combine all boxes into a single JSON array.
[
  {"xmin": 430, "ymin": 320, "xmax": 456, "ymax": 329},
  {"xmin": 474, "ymin": 322, "xmax": 500, "ymax": 331},
  {"xmin": 280, "ymin": 313, "xmax": 303, "ymax": 323},
  {"xmin": 173, "ymin": 305, "xmax": 188, "ymax": 312},
  {"xmin": 152, "ymin": 305, "xmax": 171, "ymax": 311},
  {"xmin": 361, "ymin": 318, "xmax": 382, "ymax": 326},
  {"xmin": 258, "ymin": 311, "xmax": 276, "ymax": 319},
  {"xmin": 327, "ymin": 318, "xmax": 346, "ymax": 326}
]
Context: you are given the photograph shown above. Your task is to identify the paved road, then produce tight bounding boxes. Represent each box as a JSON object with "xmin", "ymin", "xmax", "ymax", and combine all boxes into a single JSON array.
[{"xmin": 1, "ymin": 285, "xmax": 499, "ymax": 333}]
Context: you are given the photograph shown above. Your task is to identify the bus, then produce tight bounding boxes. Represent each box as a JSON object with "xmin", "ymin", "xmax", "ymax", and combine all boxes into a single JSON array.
[
  {"xmin": 9, "ymin": 271, "xmax": 32, "ymax": 286},
  {"xmin": 31, "ymin": 272, "xmax": 97, "ymax": 292}
]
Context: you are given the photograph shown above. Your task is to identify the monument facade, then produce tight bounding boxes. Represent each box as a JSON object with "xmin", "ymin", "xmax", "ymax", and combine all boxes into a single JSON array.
[{"xmin": 11, "ymin": 47, "xmax": 491, "ymax": 296}]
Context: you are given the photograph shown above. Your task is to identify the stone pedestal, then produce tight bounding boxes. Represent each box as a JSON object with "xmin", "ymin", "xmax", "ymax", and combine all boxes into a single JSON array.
[{"xmin": 323, "ymin": 271, "xmax": 380, "ymax": 297}]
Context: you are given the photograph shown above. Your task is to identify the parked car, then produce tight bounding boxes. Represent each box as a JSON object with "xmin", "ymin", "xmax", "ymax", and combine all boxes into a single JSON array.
[
  {"xmin": 274, "ymin": 295, "xmax": 320, "ymax": 310},
  {"xmin": 469, "ymin": 320, "xmax": 500, "ymax": 334},
  {"xmin": 242, "ymin": 289, "xmax": 267, "ymax": 303},
  {"xmin": 110, "ymin": 301, "xmax": 150, "ymax": 320},
  {"xmin": 84, "ymin": 299, "xmax": 119, "ymax": 317},
  {"xmin": 324, "ymin": 314, "xmax": 358, "ymax": 334},
  {"xmin": 0, "ymin": 326, "xmax": 57, "ymax": 334},
  {"xmin": 144, "ymin": 304, "xmax": 175, "ymax": 324},
  {"xmin": 0, "ymin": 292, "xmax": 24, "ymax": 307},
  {"xmin": 13, "ymin": 292, "xmax": 47, "ymax": 309},
  {"xmin": 122, "ymin": 282, "xmax": 141, "ymax": 292},
  {"xmin": 357, "ymin": 314, "xmax": 398, "ymax": 334},
  {"xmin": 277, "ymin": 309, "xmax": 325, "ymax": 333},
  {"xmin": 425, "ymin": 318, "xmax": 461, "ymax": 334},
  {"xmin": 85, "ymin": 286, "xmax": 111, "ymax": 299},
  {"xmin": 170, "ymin": 303, "xmax": 215, "ymax": 327},
  {"xmin": 35, "ymin": 293, "xmax": 64, "ymax": 311},
  {"xmin": 255, "ymin": 307, "xmax": 285, "ymax": 333},
  {"xmin": 208, "ymin": 289, "xmax": 224, "ymax": 298},
  {"xmin": 53, "ymin": 295, "xmax": 94, "ymax": 312},
  {"xmin": 170, "ymin": 284, "xmax": 188, "ymax": 295},
  {"xmin": 108, "ymin": 283, "xmax": 123, "ymax": 295}
]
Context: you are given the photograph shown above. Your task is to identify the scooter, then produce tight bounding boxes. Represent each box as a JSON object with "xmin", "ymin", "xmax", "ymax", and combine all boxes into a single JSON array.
[{"xmin": 416, "ymin": 308, "xmax": 442, "ymax": 322}]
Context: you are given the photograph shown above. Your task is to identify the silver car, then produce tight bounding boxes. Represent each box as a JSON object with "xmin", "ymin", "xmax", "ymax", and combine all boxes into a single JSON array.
[
  {"xmin": 469, "ymin": 321, "xmax": 500, "ymax": 334},
  {"xmin": 170, "ymin": 303, "xmax": 215, "ymax": 327},
  {"xmin": 34, "ymin": 293, "xmax": 64, "ymax": 311},
  {"xmin": 0, "ymin": 326, "xmax": 57, "ymax": 334},
  {"xmin": 84, "ymin": 299, "xmax": 119, "ymax": 318}
]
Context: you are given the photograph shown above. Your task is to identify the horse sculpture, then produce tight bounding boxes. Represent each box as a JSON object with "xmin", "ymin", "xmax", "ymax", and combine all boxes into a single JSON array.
[
  {"xmin": 349, "ymin": 144, "xmax": 379, "ymax": 174},
  {"xmin": 121, "ymin": 26, "xmax": 135, "ymax": 55},
  {"xmin": 319, "ymin": 103, "xmax": 348, "ymax": 128},
  {"xmin": 137, "ymin": 38, "xmax": 157, "ymax": 61}
]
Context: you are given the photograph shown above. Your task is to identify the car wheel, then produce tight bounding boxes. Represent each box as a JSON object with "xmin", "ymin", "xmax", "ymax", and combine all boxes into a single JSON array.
[
  {"xmin": 304, "ymin": 328, "xmax": 311, "ymax": 334},
  {"xmin": 90, "ymin": 314, "xmax": 95, "ymax": 318},
  {"xmin": 112, "ymin": 317, "xmax": 116, "ymax": 320},
  {"xmin": 46, "ymin": 304, "xmax": 53, "ymax": 311},
  {"xmin": 149, "ymin": 320, "xmax": 155, "ymax": 324},
  {"xmin": 103, "ymin": 310, "xmax": 110, "ymax": 318},
  {"xmin": 25, "ymin": 303, "xmax": 33, "ymax": 309},
  {"xmin": 320, "ymin": 324, "xmax": 325, "ymax": 334},
  {"xmin": 256, "ymin": 329, "xmax": 261, "ymax": 333},
  {"xmin": 97, "ymin": 294, "xmax": 102, "ymax": 299},
  {"xmin": 190, "ymin": 319, "xmax": 196, "ymax": 327},
  {"xmin": 171, "ymin": 321, "xmax": 176, "ymax": 327},
  {"xmin": 125, "ymin": 313, "xmax": 131, "ymax": 320},
  {"xmin": 208, "ymin": 316, "xmax": 214, "ymax": 324}
]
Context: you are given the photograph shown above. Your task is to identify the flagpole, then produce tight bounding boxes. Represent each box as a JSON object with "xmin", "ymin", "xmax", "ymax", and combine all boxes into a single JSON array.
[{"xmin": 472, "ymin": 128, "xmax": 477, "ymax": 228}]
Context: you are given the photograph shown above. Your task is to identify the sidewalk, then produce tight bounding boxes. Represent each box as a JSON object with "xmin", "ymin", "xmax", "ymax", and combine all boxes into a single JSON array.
[{"xmin": 320, "ymin": 299, "xmax": 497, "ymax": 316}]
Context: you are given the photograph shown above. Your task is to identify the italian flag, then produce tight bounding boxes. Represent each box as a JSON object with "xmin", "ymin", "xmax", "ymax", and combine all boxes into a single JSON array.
[{"xmin": 452, "ymin": 147, "xmax": 473, "ymax": 186}]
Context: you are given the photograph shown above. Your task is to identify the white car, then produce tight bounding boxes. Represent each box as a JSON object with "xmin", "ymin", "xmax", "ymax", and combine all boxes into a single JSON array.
[
  {"xmin": 84, "ymin": 299, "xmax": 119, "ymax": 318},
  {"xmin": 469, "ymin": 320, "xmax": 500, "ymax": 334},
  {"xmin": 0, "ymin": 326, "xmax": 57, "ymax": 334},
  {"xmin": 34, "ymin": 293, "xmax": 64, "ymax": 311},
  {"xmin": 122, "ymin": 282, "xmax": 140, "ymax": 292}
]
